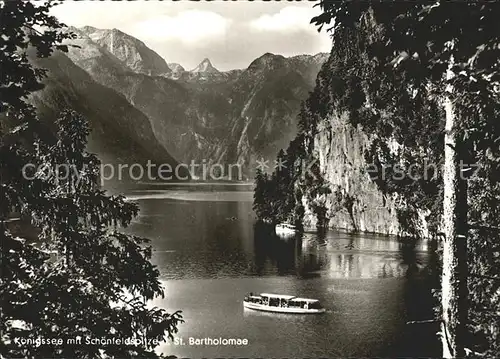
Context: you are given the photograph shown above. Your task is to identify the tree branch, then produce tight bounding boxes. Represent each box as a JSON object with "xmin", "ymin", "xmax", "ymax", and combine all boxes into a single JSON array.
[
  {"xmin": 406, "ymin": 318, "xmax": 441, "ymax": 324},
  {"xmin": 469, "ymin": 273, "xmax": 500, "ymax": 281},
  {"xmin": 468, "ymin": 223, "xmax": 500, "ymax": 232}
]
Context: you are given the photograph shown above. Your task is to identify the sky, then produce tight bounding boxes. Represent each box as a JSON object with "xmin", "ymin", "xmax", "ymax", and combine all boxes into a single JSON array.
[{"xmin": 50, "ymin": 1, "xmax": 332, "ymax": 71}]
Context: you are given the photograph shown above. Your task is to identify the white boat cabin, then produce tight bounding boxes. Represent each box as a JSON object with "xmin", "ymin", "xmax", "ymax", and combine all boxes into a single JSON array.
[
  {"xmin": 243, "ymin": 293, "xmax": 325, "ymax": 313},
  {"xmin": 275, "ymin": 223, "xmax": 297, "ymax": 237}
]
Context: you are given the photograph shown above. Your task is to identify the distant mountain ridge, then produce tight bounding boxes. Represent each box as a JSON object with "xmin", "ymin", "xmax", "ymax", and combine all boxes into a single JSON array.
[{"xmin": 30, "ymin": 26, "xmax": 329, "ymax": 178}]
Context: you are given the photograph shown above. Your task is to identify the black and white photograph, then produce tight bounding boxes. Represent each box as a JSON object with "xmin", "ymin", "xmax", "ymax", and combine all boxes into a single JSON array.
[{"xmin": 1, "ymin": 0, "xmax": 499, "ymax": 358}]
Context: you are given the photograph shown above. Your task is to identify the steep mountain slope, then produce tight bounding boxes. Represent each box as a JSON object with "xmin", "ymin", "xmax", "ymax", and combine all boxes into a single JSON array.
[
  {"xmin": 27, "ymin": 49, "xmax": 186, "ymax": 183},
  {"xmin": 63, "ymin": 28, "xmax": 198, "ymax": 159},
  {"xmin": 79, "ymin": 26, "xmax": 172, "ymax": 77},
  {"xmin": 61, "ymin": 27, "xmax": 327, "ymax": 177},
  {"xmin": 226, "ymin": 52, "xmax": 317, "ymax": 167}
]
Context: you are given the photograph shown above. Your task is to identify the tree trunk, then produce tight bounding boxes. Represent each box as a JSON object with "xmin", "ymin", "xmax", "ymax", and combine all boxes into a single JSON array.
[{"xmin": 441, "ymin": 63, "xmax": 468, "ymax": 358}]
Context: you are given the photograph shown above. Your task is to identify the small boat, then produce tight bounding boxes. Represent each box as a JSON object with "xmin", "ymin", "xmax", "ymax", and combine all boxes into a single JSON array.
[
  {"xmin": 243, "ymin": 293, "xmax": 326, "ymax": 314},
  {"xmin": 275, "ymin": 223, "xmax": 296, "ymax": 237}
]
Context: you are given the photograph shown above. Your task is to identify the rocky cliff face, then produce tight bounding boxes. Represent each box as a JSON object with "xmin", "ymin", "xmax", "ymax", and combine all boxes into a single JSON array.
[
  {"xmin": 270, "ymin": 45, "xmax": 430, "ymax": 235},
  {"xmin": 300, "ymin": 112, "xmax": 400, "ymax": 234}
]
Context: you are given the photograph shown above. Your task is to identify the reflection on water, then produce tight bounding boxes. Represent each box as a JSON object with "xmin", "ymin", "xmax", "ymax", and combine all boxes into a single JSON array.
[
  {"xmin": 253, "ymin": 224, "xmax": 429, "ymax": 280},
  {"xmin": 125, "ymin": 186, "xmax": 439, "ymax": 357},
  {"xmin": 128, "ymin": 196, "xmax": 429, "ymax": 280},
  {"xmin": 126, "ymin": 189, "xmax": 254, "ymax": 202}
]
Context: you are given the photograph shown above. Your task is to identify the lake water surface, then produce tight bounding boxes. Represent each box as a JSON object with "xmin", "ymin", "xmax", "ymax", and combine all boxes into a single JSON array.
[{"xmin": 125, "ymin": 184, "xmax": 440, "ymax": 358}]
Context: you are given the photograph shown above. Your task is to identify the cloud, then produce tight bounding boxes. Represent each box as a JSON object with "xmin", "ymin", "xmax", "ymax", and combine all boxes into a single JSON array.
[
  {"xmin": 50, "ymin": 1, "xmax": 156, "ymax": 28},
  {"xmin": 129, "ymin": 10, "xmax": 231, "ymax": 46},
  {"xmin": 249, "ymin": 6, "xmax": 320, "ymax": 33},
  {"xmin": 50, "ymin": 2, "xmax": 331, "ymax": 70}
]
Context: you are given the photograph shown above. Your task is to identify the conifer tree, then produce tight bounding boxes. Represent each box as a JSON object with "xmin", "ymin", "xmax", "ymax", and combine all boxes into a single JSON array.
[
  {"xmin": 1, "ymin": 2, "xmax": 182, "ymax": 357},
  {"xmin": 253, "ymin": 168, "xmax": 272, "ymax": 223}
]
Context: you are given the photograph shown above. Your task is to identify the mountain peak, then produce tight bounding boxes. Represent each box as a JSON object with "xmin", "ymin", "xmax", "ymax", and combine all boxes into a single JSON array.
[
  {"xmin": 79, "ymin": 25, "xmax": 100, "ymax": 34},
  {"xmin": 168, "ymin": 63, "xmax": 186, "ymax": 79},
  {"xmin": 78, "ymin": 26, "xmax": 171, "ymax": 77},
  {"xmin": 247, "ymin": 52, "xmax": 286, "ymax": 72},
  {"xmin": 110, "ymin": 28, "xmax": 128, "ymax": 37},
  {"xmin": 192, "ymin": 58, "xmax": 220, "ymax": 74}
]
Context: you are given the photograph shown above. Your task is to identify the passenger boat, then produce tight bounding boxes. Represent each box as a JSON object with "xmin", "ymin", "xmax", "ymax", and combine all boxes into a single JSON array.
[
  {"xmin": 243, "ymin": 293, "xmax": 326, "ymax": 314},
  {"xmin": 275, "ymin": 223, "xmax": 296, "ymax": 237}
]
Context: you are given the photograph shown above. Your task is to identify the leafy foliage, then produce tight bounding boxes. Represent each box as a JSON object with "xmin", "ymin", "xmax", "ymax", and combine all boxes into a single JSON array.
[
  {"xmin": 0, "ymin": 0, "xmax": 74, "ymax": 114},
  {"xmin": 1, "ymin": 1, "xmax": 182, "ymax": 358},
  {"xmin": 311, "ymin": 2, "xmax": 500, "ymax": 357}
]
